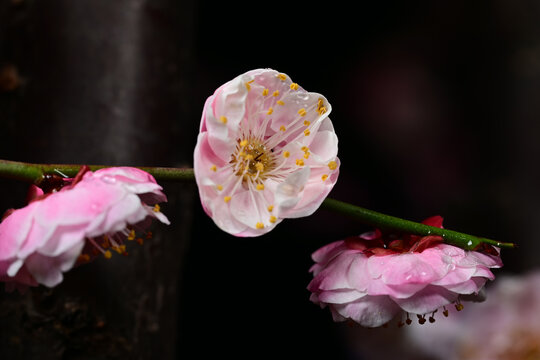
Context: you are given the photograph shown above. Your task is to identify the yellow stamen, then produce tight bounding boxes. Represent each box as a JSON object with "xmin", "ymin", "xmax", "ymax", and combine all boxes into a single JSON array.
[
  {"xmin": 303, "ymin": 120, "xmax": 310, "ymax": 126},
  {"xmin": 267, "ymin": 107, "xmax": 273, "ymax": 115},
  {"xmin": 128, "ymin": 230, "xmax": 136, "ymax": 241},
  {"xmin": 277, "ymin": 73, "xmax": 287, "ymax": 81},
  {"xmin": 267, "ymin": 205, "xmax": 274, "ymax": 212},
  {"xmin": 290, "ymin": 82, "xmax": 299, "ymax": 90},
  {"xmin": 153, "ymin": 204, "xmax": 161, "ymax": 212},
  {"xmin": 298, "ymin": 108, "xmax": 307, "ymax": 116},
  {"xmin": 256, "ymin": 222, "xmax": 265, "ymax": 229},
  {"xmin": 277, "ymin": 100, "xmax": 285, "ymax": 106},
  {"xmin": 255, "ymin": 162, "xmax": 264, "ymax": 172},
  {"xmin": 321, "ymin": 174, "xmax": 329, "ymax": 181},
  {"xmin": 224, "ymin": 196, "xmax": 232, "ymax": 203},
  {"xmin": 269, "ymin": 215, "xmax": 277, "ymax": 223},
  {"xmin": 296, "ymin": 159, "xmax": 305, "ymax": 166},
  {"xmin": 304, "ymin": 129, "xmax": 311, "ymax": 136},
  {"xmin": 317, "ymin": 98, "xmax": 327, "ymax": 114},
  {"xmin": 256, "ymin": 183, "xmax": 265, "ymax": 191},
  {"xmin": 78, "ymin": 254, "xmax": 90, "ymax": 262},
  {"xmin": 216, "ymin": 184, "xmax": 223, "ymax": 191},
  {"xmin": 301, "ymin": 146, "xmax": 309, "ymax": 152},
  {"xmin": 240, "ymin": 139, "xmax": 248, "ymax": 147},
  {"xmin": 262, "ymin": 88, "xmax": 269, "ymax": 96},
  {"xmin": 279, "ymin": 125, "xmax": 286, "ymax": 131},
  {"xmin": 328, "ymin": 160, "xmax": 338, "ymax": 170},
  {"xmin": 104, "ymin": 250, "xmax": 112, "ymax": 259},
  {"xmin": 245, "ymin": 79, "xmax": 255, "ymax": 91},
  {"xmin": 210, "ymin": 165, "xmax": 217, "ymax": 172},
  {"xmin": 219, "ymin": 116, "xmax": 228, "ymax": 124},
  {"xmin": 136, "ymin": 238, "xmax": 144, "ymax": 245},
  {"xmin": 244, "ymin": 154, "xmax": 254, "ymax": 161},
  {"xmin": 303, "ymin": 152, "xmax": 310, "ymax": 159},
  {"xmin": 272, "ymin": 90, "xmax": 279, "ymax": 97},
  {"xmin": 282, "ymin": 151, "xmax": 290, "ymax": 158}
]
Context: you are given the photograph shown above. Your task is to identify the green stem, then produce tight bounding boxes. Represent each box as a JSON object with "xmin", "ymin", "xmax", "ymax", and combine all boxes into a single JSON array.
[
  {"xmin": 0, "ymin": 159, "xmax": 194, "ymax": 184},
  {"xmin": 0, "ymin": 159, "xmax": 516, "ymax": 250},
  {"xmin": 321, "ymin": 198, "xmax": 516, "ymax": 250}
]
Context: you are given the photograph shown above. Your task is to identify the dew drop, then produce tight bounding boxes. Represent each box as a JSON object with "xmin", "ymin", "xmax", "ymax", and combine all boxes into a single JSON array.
[{"xmin": 101, "ymin": 175, "xmax": 116, "ymax": 184}]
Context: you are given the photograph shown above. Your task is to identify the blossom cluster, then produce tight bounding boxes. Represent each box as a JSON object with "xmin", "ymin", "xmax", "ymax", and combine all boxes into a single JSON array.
[
  {"xmin": 0, "ymin": 69, "xmax": 506, "ymax": 337},
  {"xmin": 307, "ymin": 216, "xmax": 502, "ymax": 327},
  {"xmin": 0, "ymin": 167, "xmax": 169, "ymax": 290}
]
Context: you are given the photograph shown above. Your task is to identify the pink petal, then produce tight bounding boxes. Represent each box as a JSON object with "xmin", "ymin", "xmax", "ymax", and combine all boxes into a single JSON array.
[
  {"xmin": 25, "ymin": 241, "xmax": 84, "ymax": 288},
  {"xmin": 392, "ymin": 285, "xmax": 459, "ymax": 314},
  {"xmin": 0, "ymin": 203, "xmax": 36, "ymax": 260},
  {"xmin": 331, "ymin": 295, "xmax": 401, "ymax": 327}
]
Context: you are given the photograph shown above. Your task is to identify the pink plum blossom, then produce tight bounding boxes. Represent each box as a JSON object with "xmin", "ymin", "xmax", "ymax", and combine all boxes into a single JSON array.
[
  {"xmin": 194, "ymin": 68, "xmax": 340, "ymax": 236},
  {"xmin": 0, "ymin": 167, "xmax": 169, "ymax": 290},
  {"xmin": 307, "ymin": 216, "xmax": 502, "ymax": 327}
]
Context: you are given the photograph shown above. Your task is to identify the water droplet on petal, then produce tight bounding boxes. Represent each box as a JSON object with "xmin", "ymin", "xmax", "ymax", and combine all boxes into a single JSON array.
[{"xmin": 101, "ymin": 175, "xmax": 116, "ymax": 184}]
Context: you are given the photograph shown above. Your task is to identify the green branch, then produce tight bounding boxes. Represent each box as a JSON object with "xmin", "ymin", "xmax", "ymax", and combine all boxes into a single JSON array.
[
  {"xmin": 321, "ymin": 198, "xmax": 516, "ymax": 250},
  {"xmin": 0, "ymin": 159, "xmax": 516, "ymax": 251}
]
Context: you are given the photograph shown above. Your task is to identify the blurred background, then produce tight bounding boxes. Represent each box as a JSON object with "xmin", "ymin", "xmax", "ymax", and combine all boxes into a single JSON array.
[{"xmin": 0, "ymin": 0, "xmax": 539, "ymax": 359}]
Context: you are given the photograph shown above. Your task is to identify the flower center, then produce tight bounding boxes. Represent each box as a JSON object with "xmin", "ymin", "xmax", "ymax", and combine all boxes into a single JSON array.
[{"xmin": 231, "ymin": 138, "xmax": 276, "ymax": 182}]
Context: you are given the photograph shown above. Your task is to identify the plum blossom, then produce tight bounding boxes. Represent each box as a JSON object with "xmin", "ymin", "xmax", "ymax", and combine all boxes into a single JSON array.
[
  {"xmin": 307, "ymin": 216, "xmax": 502, "ymax": 327},
  {"xmin": 194, "ymin": 68, "xmax": 340, "ymax": 236},
  {"xmin": 0, "ymin": 167, "xmax": 169, "ymax": 290}
]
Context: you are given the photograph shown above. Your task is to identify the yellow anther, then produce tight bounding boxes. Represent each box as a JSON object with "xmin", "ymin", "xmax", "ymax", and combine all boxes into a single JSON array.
[
  {"xmin": 153, "ymin": 204, "xmax": 161, "ymax": 212},
  {"xmin": 269, "ymin": 215, "xmax": 277, "ymax": 223},
  {"xmin": 267, "ymin": 107, "xmax": 274, "ymax": 115},
  {"xmin": 296, "ymin": 159, "xmax": 305, "ymax": 166},
  {"xmin": 210, "ymin": 165, "xmax": 217, "ymax": 172},
  {"xmin": 262, "ymin": 88, "xmax": 269, "ymax": 96},
  {"xmin": 136, "ymin": 238, "xmax": 144, "ymax": 245},
  {"xmin": 290, "ymin": 82, "xmax": 299, "ymax": 90},
  {"xmin": 224, "ymin": 196, "xmax": 232, "ymax": 203},
  {"xmin": 277, "ymin": 100, "xmax": 285, "ymax": 106},
  {"xmin": 245, "ymin": 79, "xmax": 255, "ymax": 91},
  {"xmin": 328, "ymin": 160, "xmax": 338, "ymax": 170},
  {"xmin": 267, "ymin": 205, "xmax": 274, "ymax": 212},
  {"xmin": 128, "ymin": 230, "xmax": 136, "ymax": 241},
  {"xmin": 104, "ymin": 250, "xmax": 112, "ymax": 259},
  {"xmin": 303, "ymin": 152, "xmax": 310, "ymax": 159},
  {"xmin": 455, "ymin": 303, "xmax": 464, "ymax": 311},
  {"xmin": 277, "ymin": 73, "xmax": 287, "ymax": 81},
  {"xmin": 321, "ymin": 174, "xmax": 329, "ymax": 181},
  {"xmin": 216, "ymin": 184, "xmax": 223, "ymax": 191},
  {"xmin": 316, "ymin": 98, "xmax": 327, "ymax": 114},
  {"xmin": 240, "ymin": 139, "xmax": 248, "ymax": 147},
  {"xmin": 303, "ymin": 120, "xmax": 311, "ymax": 126},
  {"xmin": 256, "ymin": 222, "xmax": 265, "ymax": 229},
  {"xmin": 298, "ymin": 108, "xmax": 307, "ymax": 117},
  {"xmin": 256, "ymin": 183, "xmax": 265, "ymax": 191},
  {"xmin": 219, "ymin": 116, "xmax": 228, "ymax": 124},
  {"xmin": 304, "ymin": 129, "xmax": 311, "ymax": 136},
  {"xmin": 301, "ymin": 146, "xmax": 309, "ymax": 152},
  {"xmin": 282, "ymin": 150, "xmax": 290, "ymax": 158},
  {"xmin": 279, "ymin": 125, "xmax": 286, "ymax": 131},
  {"xmin": 245, "ymin": 154, "xmax": 254, "ymax": 161},
  {"xmin": 255, "ymin": 162, "xmax": 264, "ymax": 172},
  {"xmin": 272, "ymin": 90, "xmax": 279, "ymax": 97},
  {"xmin": 238, "ymin": 151, "xmax": 246, "ymax": 158}
]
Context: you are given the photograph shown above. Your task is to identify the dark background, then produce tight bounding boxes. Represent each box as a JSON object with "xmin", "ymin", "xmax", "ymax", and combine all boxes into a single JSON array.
[{"xmin": 0, "ymin": 0, "xmax": 539, "ymax": 359}]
